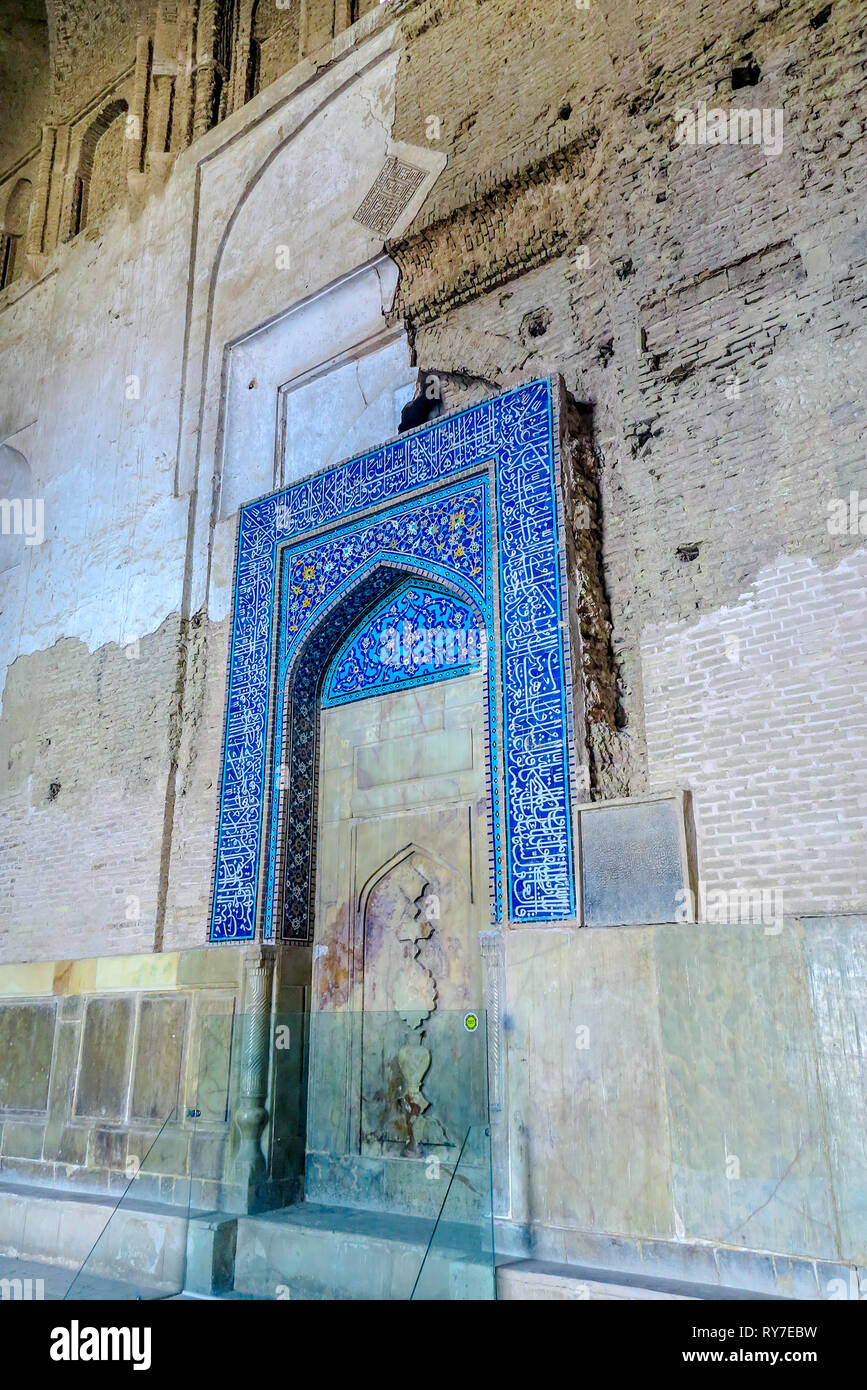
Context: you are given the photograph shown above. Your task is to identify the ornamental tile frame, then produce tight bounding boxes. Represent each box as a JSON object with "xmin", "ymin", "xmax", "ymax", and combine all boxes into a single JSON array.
[
  {"xmin": 209, "ymin": 377, "xmax": 583, "ymax": 944},
  {"xmin": 267, "ymin": 481, "xmax": 496, "ymax": 943}
]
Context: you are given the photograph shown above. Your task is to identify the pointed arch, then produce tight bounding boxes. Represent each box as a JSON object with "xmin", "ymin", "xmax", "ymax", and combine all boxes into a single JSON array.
[
  {"xmin": 1, "ymin": 179, "xmax": 34, "ymax": 288},
  {"xmin": 208, "ymin": 380, "xmax": 578, "ymax": 944},
  {"xmin": 355, "ymin": 840, "xmax": 470, "ymax": 926},
  {"xmin": 321, "ymin": 579, "xmax": 485, "ymax": 708},
  {"xmin": 259, "ymin": 545, "xmax": 490, "ymax": 943},
  {"xmin": 66, "ymin": 97, "xmax": 128, "ymax": 239}
]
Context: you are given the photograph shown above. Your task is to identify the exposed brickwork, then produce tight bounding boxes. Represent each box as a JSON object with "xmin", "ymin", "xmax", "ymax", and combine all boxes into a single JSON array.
[
  {"xmin": 558, "ymin": 386, "xmax": 629, "ymax": 800},
  {"xmin": 642, "ymin": 549, "xmax": 867, "ymax": 914},
  {"xmin": 387, "ymin": 134, "xmax": 600, "ymax": 327},
  {"xmin": 0, "ymin": 618, "xmax": 180, "ymax": 963},
  {"xmin": 0, "ymin": 0, "xmax": 865, "ymax": 965},
  {"xmin": 253, "ymin": 1, "xmax": 301, "ymax": 91},
  {"xmin": 162, "ymin": 615, "xmax": 231, "ymax": 952},
  {"xmin": 79, "ymin": 101, "xmax": 129, "ymax": 231},
  {"xmin": 395, "ymin": 0, "xmax": 867, "ymax": 863},
  {"xmin": 0, "ymin": 0, "xmax": 50, "ymax": 172},
  {"xmin": 49, "ymin": 1, "xmax": 140, "ymax": 114}
]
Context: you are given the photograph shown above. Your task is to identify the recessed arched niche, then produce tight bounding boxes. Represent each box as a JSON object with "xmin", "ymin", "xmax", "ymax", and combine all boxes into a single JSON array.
[
  {"xmin": 210, "ymin": 378, "xmax": 583, "ymax": 945},
  {"xmin": 0, "ymin": 443, "xmax": 35, "ymax": 572},
  {"xmin": 1, "ymin": 179, "xmax": 33, "ymax": 288}
]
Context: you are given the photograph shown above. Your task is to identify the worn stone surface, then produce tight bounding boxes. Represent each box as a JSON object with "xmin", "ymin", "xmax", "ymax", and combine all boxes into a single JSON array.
[
  {"xmin": 130, "ymin": 996, "xmax": 186, "ymax": 1123},
  {"xmin": 506, "ymin": 925, "xmax": 674, "ymax": 1241},
  {"xmin": 502, "ymin": 917, "xmax": 867, "ymax": 1268},
  {"xmin": 0, "ymin": 999, "xmax": 54, "ymax": 1110},
  {"xmin": 0, "ymin": 1188, "xmax": 190, "ymax": 1294},
  {"xmin": 233, "ymin": 1200, "xmax": 493, "ymax": 1299},
  {"xmin": 75, "ymin": 996, "xmax": 133, "ymax": 1121},
  {"xmin": 581, "ymin": 797, "xmax": 686, "ymax": 926},
  {"xmin": 308, "ymin": 673, "xmax": 488, "ymax": 1212},
  {"xmin": 655, "ymin": 921, "xmax": 838, "ymax": 1261},
  {"xmin": 0, "ymin": 947, "xmax": 246, "ymax": 1197},
  {"xmin": 801, "ymin": 916, "xmax": 867, "ymax": 1264}
]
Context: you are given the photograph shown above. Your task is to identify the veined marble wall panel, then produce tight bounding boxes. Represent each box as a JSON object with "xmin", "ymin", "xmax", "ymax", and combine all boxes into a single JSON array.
[
  {"xmin": 501, "ymin": 921, "xmax": 861, "ymax": 1266},
  {"xmin": 504, "ymin": 926, "xmax": 674, "ymax": 1241},
  {"xmin": 0, "ymin": 947, "xmax": 242, "ymax": 1203},
  {"xmin": 801, "ymin": 916, "xmax": 867, "ymax": 1264},
  {"xmin": 654, "ymin": 922, "xmax": 838, "ymax": 1261}
]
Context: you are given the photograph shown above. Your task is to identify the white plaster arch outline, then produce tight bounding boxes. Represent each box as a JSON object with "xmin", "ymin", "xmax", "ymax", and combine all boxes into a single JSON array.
[
  {"xmin": 0, "ymin": 442, "xmax": 34, "ymax": 573},
  {"xmin": 172, "ymin": 18, "xmax": 437, "ymax": 621}
]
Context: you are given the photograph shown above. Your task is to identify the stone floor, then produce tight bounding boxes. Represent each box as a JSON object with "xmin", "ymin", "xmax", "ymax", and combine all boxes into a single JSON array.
[
  {"xmin": 0, "ymin": 1253, "xmax": 180, "ymax": 1300},
  {"xmin": 232, "ymin": 1200, "xmax": 494, "ymax": 1300}
]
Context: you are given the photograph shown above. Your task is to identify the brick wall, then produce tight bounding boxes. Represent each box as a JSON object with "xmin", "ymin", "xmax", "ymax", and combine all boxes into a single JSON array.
[
  {"xmin": 642, "ymin": 549, "xmax": 867, "ymax": 913},
  {"xmin": 394, "ymin": 0, "xmax": 867, "ymax": 909},
  {"xmin": 49, "ymin": 1, "xmax": 139, "ymax": 119},
  {"xmin": 162, "ymin": 615, "xmax": 231, "ymax": 953},
  {"xmin": 0, "ymin": 618, "xmax": 181, "ymax": 963},
  {"xmin": 0, "ymin": 0, "xmax": 50, "ymax": 172}
]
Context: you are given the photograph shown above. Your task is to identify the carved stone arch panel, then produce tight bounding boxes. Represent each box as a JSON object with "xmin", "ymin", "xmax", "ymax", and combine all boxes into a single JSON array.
[
  {"xmin": 310, "ymin": 828, "xmax": 487, "ymax": 1165},
  {"xmin": 359, "ymin": 845, "xmax": 441, "ymax": 1018},
  {"xmin": 355, "ymin": 839, "xmax": 470, "ymax": 928},
  {"xmin": 356, "ymin": 836, "xmax": 479, "ymax": 1014}
]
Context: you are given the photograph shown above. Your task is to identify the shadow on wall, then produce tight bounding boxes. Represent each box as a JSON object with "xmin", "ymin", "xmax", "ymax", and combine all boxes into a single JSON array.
[
  {"xmin": 1, "ymin": 179, "xmax": 33, "ymax": 288},
  {"xmin": 0, "ymin": 442, "xmax": 37, "ymax": 573},
  {"xmin": 65, "ymin": 99, "xmax": 129, "ymax": 241}
]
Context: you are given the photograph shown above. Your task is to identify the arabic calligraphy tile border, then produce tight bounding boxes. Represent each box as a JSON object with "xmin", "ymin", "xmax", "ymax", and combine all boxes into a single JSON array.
[{"xmin": 209, "ymin": 378, "xmax": 576, "ymax": 942}]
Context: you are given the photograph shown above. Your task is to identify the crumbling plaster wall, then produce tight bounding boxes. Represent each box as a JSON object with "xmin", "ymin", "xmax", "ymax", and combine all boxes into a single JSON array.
[
  {"xmin": 0, "ymin": 134, "xmax": 196, "ymax": 964},
  {"xmin": 0, "ymin": 0, "xmax": 865, "ymax": 971},
  {"xmin": 390, "ymin": 0, "xmax": 867, "ymax": 913},
  {"xmin": 0, "ymin": 16, "xmax": 418, "ymax": 963}
]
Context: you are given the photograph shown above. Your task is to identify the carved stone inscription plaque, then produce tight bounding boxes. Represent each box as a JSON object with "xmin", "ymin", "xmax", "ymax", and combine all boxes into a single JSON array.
[{"xmin": 581, "ymin": 797, "xmax": 686, "ymax": 927}]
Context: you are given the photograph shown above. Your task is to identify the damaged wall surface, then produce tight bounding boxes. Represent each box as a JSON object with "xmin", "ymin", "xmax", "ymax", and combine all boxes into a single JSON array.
[{"xmin": 0, "ymin": 0, "xmax": 865, "ymax": 1298}]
